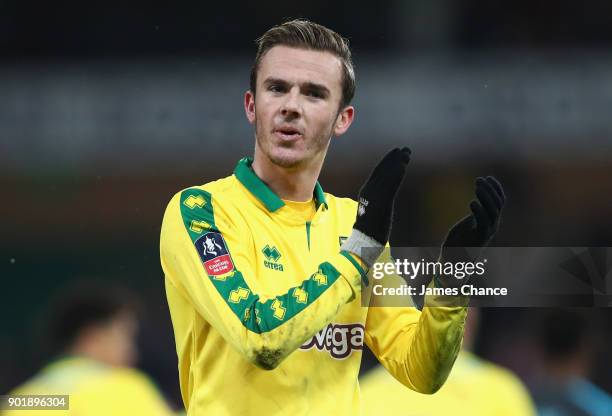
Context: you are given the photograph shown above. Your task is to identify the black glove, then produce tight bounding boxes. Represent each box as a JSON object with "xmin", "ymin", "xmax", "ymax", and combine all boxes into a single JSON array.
[
  {"xmin": 341, "ymin": 147, "xmax": 411, "ymax": 268},
  {"xmin": 441, "ymin": 176, "xmax": 506, "ymax": 260},
  {"xmin": 353, "ymin": 147, "xmax": 411, "ymax": 245}
]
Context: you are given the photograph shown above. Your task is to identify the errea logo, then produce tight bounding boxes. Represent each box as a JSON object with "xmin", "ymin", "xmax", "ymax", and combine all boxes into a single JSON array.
[{"xmin": 262, "ymin": 245, "xmax": 284, "ymax": 271}]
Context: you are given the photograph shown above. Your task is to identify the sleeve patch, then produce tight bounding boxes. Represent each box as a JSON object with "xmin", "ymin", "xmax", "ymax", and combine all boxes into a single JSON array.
[{"xmin": 195, "ymin": 232, "xmax": 235, "ymax": 276}]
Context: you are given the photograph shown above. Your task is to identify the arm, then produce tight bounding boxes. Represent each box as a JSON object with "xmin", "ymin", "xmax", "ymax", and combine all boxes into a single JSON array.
[
  {"xmin": 364, "ymin": 246, "xmax": 467, "ymax": 394},
  {"xmin": 160, "ymin": 188, "xmax": 365, "ymax": 370},
  {"xmin": 365, "ymin": 297, "xmax": 467, "ymax": 394},
  {"xmin": 364, "ymin": 176, "xmax": 506, "ymax": 393}
]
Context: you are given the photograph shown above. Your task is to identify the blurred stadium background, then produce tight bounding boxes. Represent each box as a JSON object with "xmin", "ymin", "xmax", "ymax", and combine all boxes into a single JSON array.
[{"xmin": 1, "ymin": 0, "xmax": 611, "ymax": 410}]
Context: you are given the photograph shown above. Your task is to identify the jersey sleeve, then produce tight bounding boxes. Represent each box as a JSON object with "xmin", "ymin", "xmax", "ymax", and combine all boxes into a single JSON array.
[
  {"xmin": 160, "ymin": 188, "xmax": 366, "ymax": 370},
  {"xmin": 364, "ymin": 249, "xmax": 468, "ymax": 394}
]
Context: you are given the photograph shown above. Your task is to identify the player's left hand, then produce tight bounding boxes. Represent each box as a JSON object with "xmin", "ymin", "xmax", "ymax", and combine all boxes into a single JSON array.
[{"xmin": 441, "ymin": 176, "xmax": 505, "ymax": 259}]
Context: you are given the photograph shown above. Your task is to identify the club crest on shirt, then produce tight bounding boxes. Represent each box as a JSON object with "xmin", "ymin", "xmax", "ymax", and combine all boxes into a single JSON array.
[
  {"xmin": 195, "ymin": 232, "xmax": 234, "ymax": 276},
  {"xmin": 300, "ymin": 323, "xmax": 364, "ymax": 359}
]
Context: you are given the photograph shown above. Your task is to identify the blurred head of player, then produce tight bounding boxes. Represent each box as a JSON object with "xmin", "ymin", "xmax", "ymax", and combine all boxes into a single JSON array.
[
  {"xmin": 245, "ymin": 19, "xmax": 356, "ymax": 171},
  {"xmin": 47, "ymin": 281, "xmax": 140, "ymax": 367},
  {"xmin": 538, "ymin": 309, "xmax": 600, "ymax": 380}
]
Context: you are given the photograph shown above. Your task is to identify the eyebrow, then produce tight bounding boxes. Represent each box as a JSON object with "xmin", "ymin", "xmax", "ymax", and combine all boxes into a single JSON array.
[{"xmin": 262, "ymin": 77, "xmax": 331, "ymax": 96}]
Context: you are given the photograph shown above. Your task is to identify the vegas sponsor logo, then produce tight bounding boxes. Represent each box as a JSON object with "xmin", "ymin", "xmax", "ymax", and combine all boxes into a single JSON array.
[{"xmin": 300, "ymin": 323, "xmax": 364, "ymax": 359}]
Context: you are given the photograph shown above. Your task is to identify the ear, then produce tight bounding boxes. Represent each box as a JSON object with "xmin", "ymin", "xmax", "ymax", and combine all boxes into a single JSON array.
[
  {"xmin": 244, "ymin": 90, "xmax": 256, "ymax": 124},
  {"xmin": 333, "ymin": 105, "xmax": 355, "ymax": 137}
]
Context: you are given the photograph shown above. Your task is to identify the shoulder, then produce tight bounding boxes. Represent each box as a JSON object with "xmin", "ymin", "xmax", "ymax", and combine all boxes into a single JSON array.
[
  {"xmin": 8, "ymin": 357, "xmax": 109, "ymax": 395},
  {"xmin": 162, "ymin": 175, "xmax": 237, "ymax": 220},
  {"xmin": 74, "ymin": 368, "xmax": 172, "ymax": 415},
  {"xmin": 166, "ymin": 175, "xmax": 235, "ymax": 207},
  {"xmin": 322, "ymin": 193, "xmax": 358, "ymax": 233},
  {"xmin": 471, "ymin": 358, "xmax": 533, "ymax": 404},
  {"xmin": 76, "ymin": 367, "xmax": 165, "ymax": 402},
  {"xmin": 95, "ymin": 367, "xmax": 159, "ymax": 391},
  {"xmin": 8, "ymin": 379, "xmax": 46, "ymax": 396},
  {"xmin": 323, "ymin": 192, "xmax": 358, "ymax": 214},
  {"xmin": 161, "ymin": 174, "xmax": 246, "ymax": 245}
]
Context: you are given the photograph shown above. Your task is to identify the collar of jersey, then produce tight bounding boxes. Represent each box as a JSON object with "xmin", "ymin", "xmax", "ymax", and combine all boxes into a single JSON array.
[{"xmin": 234, "ymin": 157, "xmax": 328, "ymax": 212}]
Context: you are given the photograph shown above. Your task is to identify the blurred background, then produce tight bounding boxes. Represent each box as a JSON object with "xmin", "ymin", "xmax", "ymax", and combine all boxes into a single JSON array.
[{"xmin": 1, "ymin": 0, "xmax": 611, "ymax": 412}]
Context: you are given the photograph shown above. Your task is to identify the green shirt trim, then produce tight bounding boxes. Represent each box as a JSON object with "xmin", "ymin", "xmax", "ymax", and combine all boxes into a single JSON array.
[
  {"xmin": 313, "ymin": 182, "xmax": 327, "ymax": 209},
  {"xmin": 340, "ymin": 250, "xmax": 369, "ymax": 287},
  {"xmin": 234, "ymin": 158, "xmax": 328, "ymax": 212},
  {"xmin": 179, "ymin": 188, "xmax": 341, "ymax": 334},
  {"xmin": 306, "ymin": 221, "xmax": 311, "ymax": 250}
]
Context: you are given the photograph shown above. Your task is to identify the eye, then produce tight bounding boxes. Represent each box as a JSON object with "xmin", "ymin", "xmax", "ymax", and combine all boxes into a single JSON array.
[
  {"xmin": 268, "ymin": 84, "xmax": 285, "ymax": 93},
  {"xmin": 306, "ymin": 90, "xmax": 324, "ymax": 99}
]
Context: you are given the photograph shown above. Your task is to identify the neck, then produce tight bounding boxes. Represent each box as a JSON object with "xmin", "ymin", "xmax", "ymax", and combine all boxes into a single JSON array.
[
  {"xmin": 67, "ymin": 342, "xmax": 101, "ymax": 363},
  {"xmin": 252, "ymin": 146, "xmax": 325, "ymax": 202}
]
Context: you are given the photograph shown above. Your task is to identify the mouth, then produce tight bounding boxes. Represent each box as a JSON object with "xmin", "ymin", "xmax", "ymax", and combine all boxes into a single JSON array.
[{"xmin": 273, "ymin": 126, "xmax": 303, "ymax": 141}]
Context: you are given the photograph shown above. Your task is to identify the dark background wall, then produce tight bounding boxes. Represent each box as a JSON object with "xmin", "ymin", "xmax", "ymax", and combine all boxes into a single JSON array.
[{"xmin": 1, "ymin": 0, "xmax": 611, "ymax": 407}]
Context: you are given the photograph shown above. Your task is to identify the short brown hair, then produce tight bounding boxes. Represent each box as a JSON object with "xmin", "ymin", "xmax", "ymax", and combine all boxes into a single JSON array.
[{"xmin": 250, "ymin": 19, "xmax": 356, "ymax": 108}]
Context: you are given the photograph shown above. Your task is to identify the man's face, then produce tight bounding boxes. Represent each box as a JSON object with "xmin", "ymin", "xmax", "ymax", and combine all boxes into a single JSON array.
[
  {"xmin": 92, "ymin": 310, "xmax": 139, "ymax": 367},
  {"xmin": 245, "ymin": 45, "xmax": 354, "ymax": 169}
]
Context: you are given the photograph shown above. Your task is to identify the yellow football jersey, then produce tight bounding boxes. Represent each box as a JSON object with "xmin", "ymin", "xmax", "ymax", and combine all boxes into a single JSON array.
[
  {"xmin": 160, "ymin": 157, "xmax": 468, "ymax": 415},
  {"xmin": 361, "ymin": 351, "xmax": 536, "ymax": 416},
  {"xmin": 2, "ymin": 356, "xmax": 174, "ymax": 416}
]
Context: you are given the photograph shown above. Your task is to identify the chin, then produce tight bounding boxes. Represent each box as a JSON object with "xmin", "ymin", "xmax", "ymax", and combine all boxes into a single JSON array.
[
  {"xmin": 269, "ymin": 153, "xmax": 305, "ymax": 169},
  {"xmin": 256, "ymin": 134, "xmax": 316, "ymax": 169},
  {"xmin": 265, "ymin": 146, "xmax": 309, "ymax": 168}
]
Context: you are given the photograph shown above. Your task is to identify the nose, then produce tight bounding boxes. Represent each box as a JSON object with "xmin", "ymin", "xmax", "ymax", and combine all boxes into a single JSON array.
[{"xmin": 280, "ymin": 87, "xmax": 302, "ymax": 119}]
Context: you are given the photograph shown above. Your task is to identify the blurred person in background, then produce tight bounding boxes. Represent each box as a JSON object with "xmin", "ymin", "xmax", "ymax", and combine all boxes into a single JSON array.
[
  {"xmin": 360, "ymin": 308, "xmax": 536, "ymax": 415},
  {"xmin": 531, "ymin": 309, "xmax": 611, "ymax": 416},
  {"xmin": 2, "ymin": 281, "xmax": 175, "ymax": 416}
]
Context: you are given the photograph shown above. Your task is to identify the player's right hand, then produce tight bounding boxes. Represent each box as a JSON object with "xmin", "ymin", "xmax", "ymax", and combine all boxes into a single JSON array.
[
  {"xmin": 340, "ymin": 147, "xmax": 411, "ymax": 269},
  {"xmin": 353, "ymin": 147, "xmax": 411, "ymax": 245}
]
